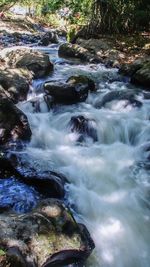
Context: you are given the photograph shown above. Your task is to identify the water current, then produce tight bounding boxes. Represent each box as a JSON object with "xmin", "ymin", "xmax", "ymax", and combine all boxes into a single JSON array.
[{"xmin": 2, "ymin": 42, "xmax": 150, "ymax": 267}]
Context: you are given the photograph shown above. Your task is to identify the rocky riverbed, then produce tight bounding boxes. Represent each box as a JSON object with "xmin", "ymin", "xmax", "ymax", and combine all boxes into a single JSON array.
[{"xmin": 0, "ymin": 15, "xmax": 150, "ymax": 267}]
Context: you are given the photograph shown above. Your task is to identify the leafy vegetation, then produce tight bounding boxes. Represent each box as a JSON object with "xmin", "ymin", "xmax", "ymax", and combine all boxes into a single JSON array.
[{"xmin": 0, "ymin": 0, "xmax": 150, "ymax": 34}]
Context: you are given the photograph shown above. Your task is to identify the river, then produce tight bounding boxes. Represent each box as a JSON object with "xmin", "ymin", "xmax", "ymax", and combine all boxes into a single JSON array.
[{"xmin": 2, "ymin": 41, "xmax": 150, "ymax": 267}]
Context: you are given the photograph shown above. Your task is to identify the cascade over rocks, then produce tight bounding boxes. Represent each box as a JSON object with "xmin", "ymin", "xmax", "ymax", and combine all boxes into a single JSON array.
[
  {"xmin": 2, "ymin": 48, "xmax": 54, "ymax": 78},
  {"xmin": 95, "ymin": 90, "xmax": 142, "ymax": 109},
  {"xmin": 0, "ymin": 68, "xmax": 32, "ymax": 103},
  {"xmin": 0, "ymin": 199, "xmax": 95, "ymax": 267},
  {"xmin": 69, "ymin": 115, "xmax": 98, "ymax": 143},
  {"xmin": 0, "ymin": 98, "xmax": 32, "ymax": 148},
  {"xmin": 44, "ymin": 75, "xmax": 96, "ymax": 105}
]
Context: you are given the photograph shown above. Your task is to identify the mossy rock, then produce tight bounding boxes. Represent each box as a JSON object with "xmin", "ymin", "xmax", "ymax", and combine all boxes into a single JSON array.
[
  {"xmin": 131, "ymin": 61, "xmax": 150, "ymax": 87},
  {"xmin": 67, "ymin": 75, "xmax": 96, "ymax": 92},
  {"xmin": 120, "ymin": 57, "xmax": 150, "ymax": 88},
  {"xmin": 0, "ymin": 199, "xmax": 94, "ymax": 267}
]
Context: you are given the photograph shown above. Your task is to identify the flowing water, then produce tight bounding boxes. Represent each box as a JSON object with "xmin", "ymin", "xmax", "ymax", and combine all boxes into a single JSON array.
[{"xmin": 5, "ymin": 43, "xmax": 150, "ymax": 267}]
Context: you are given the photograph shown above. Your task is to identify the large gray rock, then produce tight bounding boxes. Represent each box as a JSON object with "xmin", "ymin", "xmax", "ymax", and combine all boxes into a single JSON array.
[
  {"xmin": 44, "ymin": 75, "xmax": 95, "ymax": 105},
  {"xmin": 0, "ymin": 98, "xmax": 32, "ymax": 148},
  {"xmin": 0, "ymin": 68, "xmax": 32, "ymax": 103},
  {"xmin": 0, "ymin": 199, "xmax": 95, "ymax": 267},
  {"xmin": 4, "ymin": 48, "xmax": 54, "ymax": 78},
  {"xmin": 58, "ymin": 43, "xmax": 89, "ymax": 61}
]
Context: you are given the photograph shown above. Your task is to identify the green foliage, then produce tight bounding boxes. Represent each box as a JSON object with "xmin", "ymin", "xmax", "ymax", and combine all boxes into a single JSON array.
[
  {"xmin": 0, "ymin": 0, "xmax": 149, "ymax": 33},
  {"xmin": 88, "ymin": 0, "xmax": 150, "ymax": 34},
  {"xmin": 0, "ymin": 249, "xmax": 5, "ymax": 256}
]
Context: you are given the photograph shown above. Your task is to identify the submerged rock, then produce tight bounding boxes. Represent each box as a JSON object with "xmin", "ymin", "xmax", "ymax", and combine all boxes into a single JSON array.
[
  {"xmin": 69, "ymin": 115, "xmax": 98, "ymax": 143},
  {"xmin": 3, "ymin": 48, "xmax": 54, "ymax": 78},
  {"xmin": 0, "ymin": 98, "xmax": 32, "ymax": 148},
  {"xmin": 0, "ymin": 199, "xmax": 95, "ymax": 267},
  {"xmin": 0, "ymin": 68, "xmax": 32, "ymax": 103},
  {"xmin": 44, "ymin": 75, "xmax": 95, "ymax": 105},
  {"xmin": 95, "ymin": 90, "xmax": 142, "ymax": 109}
]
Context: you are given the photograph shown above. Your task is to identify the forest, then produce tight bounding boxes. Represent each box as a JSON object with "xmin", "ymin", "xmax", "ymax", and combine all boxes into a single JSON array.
[{"xmin": 0, "ymin": 0, "xmax": 150, "ymax": 33}]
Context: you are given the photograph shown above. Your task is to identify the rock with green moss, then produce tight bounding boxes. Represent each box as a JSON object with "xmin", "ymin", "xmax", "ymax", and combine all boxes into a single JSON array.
[
  {"xmin": 131, "ymin": 61, "xmax": 150, "ymax": 87},
  {"xmin": 0, "ymin": 199, "xmax": 95, "ymax": 267},
  {"xmin": 120, "ymin": 57, "xmax": 150, "ymax": 88},
  {"xmin": 67, "ymin": 75, "xmax": 96, "ymax": 92}
]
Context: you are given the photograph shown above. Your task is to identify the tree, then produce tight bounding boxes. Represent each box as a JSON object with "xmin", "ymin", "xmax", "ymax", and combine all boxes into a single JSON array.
[{"xmin": 86, "ymin": 0, "xmax": 150, "ymax": 36}]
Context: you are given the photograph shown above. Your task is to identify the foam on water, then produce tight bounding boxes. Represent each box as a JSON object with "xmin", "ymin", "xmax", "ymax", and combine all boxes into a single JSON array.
[{"xmin": 17, "ymin": 55, "xmax": 150, "ymax": 267}]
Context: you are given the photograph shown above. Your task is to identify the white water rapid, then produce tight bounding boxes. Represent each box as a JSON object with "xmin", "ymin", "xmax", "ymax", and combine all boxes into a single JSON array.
[{"xmin": 18, "ymin": 45, "xmax": 150, "ymax": 267}]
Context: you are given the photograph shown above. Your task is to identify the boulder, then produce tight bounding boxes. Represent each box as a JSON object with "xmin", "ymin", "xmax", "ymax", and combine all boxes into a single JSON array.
[
  {"xmin": 0, "ymin": 98, "xmax": 32, "ymax": 148},
  {"xmin": 44, "ymin": 75, "xmax": 95, "ymax": 105},
  {"xmin": 120, "ymin": 57, "xmax": 150, "ymax": 88},
  {"xmin": 58, "ymin": 43, "xmax": 89, "ymax": 61},
  {"xmin": 0, "ymin": 199, "xmax": 95, "ymax": 267},
  {"xmin": 69, "ymin": 115, "xmax": 98, "ymax": 143},
  {"xmin": 4, "ymin": 48, "xmax": 54, "ymax": 78},
  {"xmin": 95, "ymin": 90, "xmax": 142, "ymax": 109},
  {"xmin": 0, "ymin": 68, "xmax": 32, "ymax": 103},
  {"xmin": 39, "ymin": 31, "xmax": 59, "ymax": 46},
  {"xmin": 131, "ymin": 61, "xmax": 150, "ymax": 87}
]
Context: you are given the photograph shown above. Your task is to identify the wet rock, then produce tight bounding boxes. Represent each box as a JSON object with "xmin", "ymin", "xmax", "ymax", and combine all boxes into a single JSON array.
[
  {"xmin": 1, "ymin": 153, "xmax": 66, "ymax": 199},
  {"xmin": 67, "ymin": 75, "xmax": 96, "ymax": 92},
  {"xmin": 69, "ymin": 115, "xmax": 98, "ymax": 143},
  {"xmin": 39, "ymin": 31, "xmax": 59, "ymax": 46},
  {"xmin": 0, "ymin": 153, "xmax": 66, "ymax": 213},
  {"xmin": 120, "ymin": 57, "xmax": 150, "ymax": 88},
  {"xmin": 44, "ymin": 79, "xmax": 89, "ymax": 105},
  {"xmin": 0, "ymin": 68, "xmax": 32, "ymax": 103},
  {"xmin": 44, "ymin": 75, "xmax": 96, "ymax": 105},
  {"xmin": 0, "ymin": 177, "xmax": 41, "ymax": 213},
  {"xmin": 4, "ymin": 48, "xmax": 54, "ymax": 78},
  {"xmin": 0, "ymin": 199, "xmax": 95, "ymax": 267},
  {"xmin": 0, "ymin": 154, "xmax": 19, "ymax": 178},
  {"xmin": 0, "ymin": 98, "xmax": 32, "ymax": 148},
  {"xmin": 95, "ymin": 90, "xmax": 142, "ymax": 109},
  {"xmin": 131, "ymin": 61, "xmax": 150, "ymax": 87},
  {"xmin": 58, "ymin": 43, "xmax": 89, "ymax": 61}
]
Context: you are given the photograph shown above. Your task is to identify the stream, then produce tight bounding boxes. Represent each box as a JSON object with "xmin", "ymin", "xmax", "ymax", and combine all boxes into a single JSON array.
[{"xmin": 1, "ymin": 41, "xmax": 150, "ymax": 267}]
